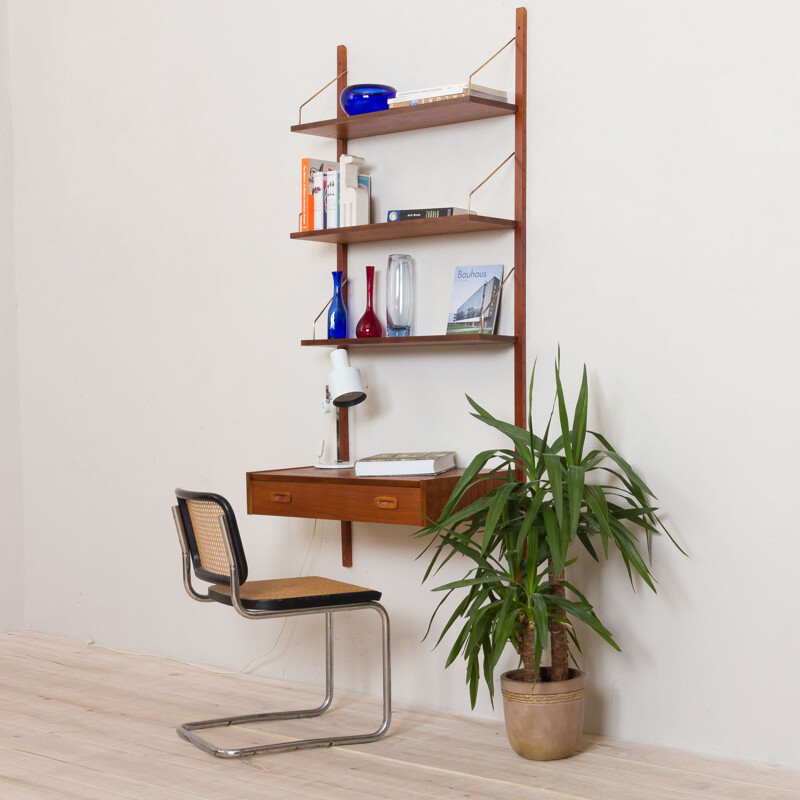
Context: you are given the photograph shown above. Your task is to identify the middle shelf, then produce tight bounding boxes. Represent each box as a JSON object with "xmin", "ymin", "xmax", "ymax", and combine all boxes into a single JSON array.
[{"xmin": 291, "ymin": 213, "xmax": 517, "ymax": 245}]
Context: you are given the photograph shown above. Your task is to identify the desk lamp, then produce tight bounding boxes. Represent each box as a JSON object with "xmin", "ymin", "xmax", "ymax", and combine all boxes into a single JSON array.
[{"xmin": 317, "ymin": 349, "xmax": 365, "ymax": 469}]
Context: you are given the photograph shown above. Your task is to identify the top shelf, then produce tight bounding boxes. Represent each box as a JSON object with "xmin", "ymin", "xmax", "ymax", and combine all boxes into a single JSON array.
[{"xmin": 291, "ymin": 96, "xmax": 517, "ymax": 141}]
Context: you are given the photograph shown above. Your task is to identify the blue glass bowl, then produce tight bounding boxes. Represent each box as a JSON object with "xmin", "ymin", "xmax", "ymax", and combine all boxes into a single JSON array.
[{"xmin": 340, "ymin": 84, "xmax": 396, "ymax": 116}]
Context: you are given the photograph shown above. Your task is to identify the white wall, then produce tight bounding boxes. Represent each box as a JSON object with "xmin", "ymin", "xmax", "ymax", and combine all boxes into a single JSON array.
[
  {"xmin": 0, "ymin": 0, "xmax": 23, "ymax": 633},
  {"xmin": 6, "ymin": 0, "xmax": 800, "ymax": 770}
]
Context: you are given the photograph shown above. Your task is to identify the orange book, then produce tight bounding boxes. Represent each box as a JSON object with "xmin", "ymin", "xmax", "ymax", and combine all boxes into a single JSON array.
[{"xmin": 301, "ymin": 158, "xmax": 337, "ymax": 232}]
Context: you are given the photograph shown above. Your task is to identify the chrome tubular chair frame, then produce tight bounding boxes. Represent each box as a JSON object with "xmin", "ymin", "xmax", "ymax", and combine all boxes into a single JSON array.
[{"xmin": 171, "ymin": 502, "xmax": 391, "ymax": 758}]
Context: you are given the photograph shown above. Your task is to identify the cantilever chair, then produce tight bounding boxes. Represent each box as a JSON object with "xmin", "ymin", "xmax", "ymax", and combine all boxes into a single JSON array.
[{"xmin": 171, "ymin": 488, "xmax": 391, "ymax": 758}]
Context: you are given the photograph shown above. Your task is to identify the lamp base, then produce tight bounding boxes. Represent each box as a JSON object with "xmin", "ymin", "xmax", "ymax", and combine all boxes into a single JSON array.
[{"xmin": 314, "ymin": 461, "xmax": 354, "ymax": 470}]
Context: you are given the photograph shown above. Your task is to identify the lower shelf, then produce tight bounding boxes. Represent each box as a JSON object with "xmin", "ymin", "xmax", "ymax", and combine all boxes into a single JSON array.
[{"xmin": 300, "ymin": 334, "xmax": 516, "ymax": 349}]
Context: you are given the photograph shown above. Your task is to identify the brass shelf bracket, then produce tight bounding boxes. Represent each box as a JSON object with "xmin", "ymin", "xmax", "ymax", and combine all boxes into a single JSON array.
[
  {"xmin": 480, "ymin": 267, "xmax": 515, "ymax": 333},
  {"xmin": 468, "ymin": 36, "xmax": 516, "ymax": 94},
  {"xmin": 298, "ymin": 69, "xmax": 347, "ymax": 126},
  {"xmin": 467, "ymin": 152, "xmax": 515, "ymax": 215}
]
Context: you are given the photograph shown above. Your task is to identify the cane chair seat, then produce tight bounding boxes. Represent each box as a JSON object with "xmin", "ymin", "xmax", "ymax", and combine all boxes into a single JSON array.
[{"xmin": 209, "ymin": 576, "xmax": 381, "ymax": 611}]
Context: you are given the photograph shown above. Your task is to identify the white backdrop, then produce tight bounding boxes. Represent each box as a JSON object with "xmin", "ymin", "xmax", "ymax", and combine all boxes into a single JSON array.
[
  {"xmin": 0, "ymin": 0, "xmax": 23, "ymax": 634},
  {"xmin": 4, "ymin": 0, "xmax": 800, "ymax": 769}
]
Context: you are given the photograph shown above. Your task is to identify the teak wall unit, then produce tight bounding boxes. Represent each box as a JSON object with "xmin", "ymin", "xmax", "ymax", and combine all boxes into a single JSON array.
[{"xmin": 247, "ymin": 7, "xmax": 527, "ymax": 567}]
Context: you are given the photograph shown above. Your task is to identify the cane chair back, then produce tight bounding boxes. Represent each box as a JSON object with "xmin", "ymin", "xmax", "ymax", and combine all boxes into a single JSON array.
[{"xmin": 175, "ymin": 489, "xmax": 248, "ymax": 585}]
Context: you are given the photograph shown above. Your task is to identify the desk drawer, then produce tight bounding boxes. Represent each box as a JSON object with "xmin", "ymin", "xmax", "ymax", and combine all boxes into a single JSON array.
[{"xmin": 248, "ymin": 479, "xmax": 427, "ymax": 525}]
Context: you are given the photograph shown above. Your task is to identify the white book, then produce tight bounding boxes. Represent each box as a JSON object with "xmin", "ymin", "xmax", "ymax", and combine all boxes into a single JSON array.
[
  {"xmin": 355, "ymin": 451, "xmax": 456, "ymax": 477},
  {"xmin": 393, "ymin": 82, "xmax": 507, "ymax": 101},
  {"xmin": 388, "ymin": 90, "xmax": 507, "ymax": 107},
  {"xmin": 312, "ymin": 171, "xmax": 326, "ymax": 231},
  {"xmin": 324, "ymin": 168, "xmax": 339, "ymax": 228}
]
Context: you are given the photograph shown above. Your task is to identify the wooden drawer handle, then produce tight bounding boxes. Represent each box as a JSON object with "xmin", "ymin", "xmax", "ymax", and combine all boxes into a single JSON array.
[
  {"xmin": 270, "ymin": 491, "xmax": 292, "ymax": 504},
  {"xmin": 374, "ymin": 496, "xmax": 398, "ymax": 510}
]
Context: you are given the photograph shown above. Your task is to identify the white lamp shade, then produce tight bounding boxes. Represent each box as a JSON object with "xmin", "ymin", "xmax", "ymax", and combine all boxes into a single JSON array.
[{"xmin": 328, "ymin": 349, "xmax": 366, "ymax": 407}]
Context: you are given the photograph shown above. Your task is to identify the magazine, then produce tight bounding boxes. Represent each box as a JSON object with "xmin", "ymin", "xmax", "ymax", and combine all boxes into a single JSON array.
[{"xmin": 446, "ymin": 265, "xmax": 504, "ymax": 335}]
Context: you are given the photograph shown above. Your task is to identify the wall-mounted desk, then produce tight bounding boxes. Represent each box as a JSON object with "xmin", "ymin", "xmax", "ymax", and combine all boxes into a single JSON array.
[{"xmin": 246, "ymin": 466, "xmax": 495, "ymax": 567}]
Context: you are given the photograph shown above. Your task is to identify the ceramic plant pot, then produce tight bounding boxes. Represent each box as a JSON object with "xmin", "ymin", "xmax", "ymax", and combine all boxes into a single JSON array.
[{"xmin": 500, "ymin": 668, "xmax": 586, "ymax": 761}]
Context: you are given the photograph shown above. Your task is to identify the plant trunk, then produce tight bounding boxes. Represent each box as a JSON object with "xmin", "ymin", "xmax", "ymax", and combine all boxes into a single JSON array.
[
  {"xmin": 549, "ymin": 562, "xmax": 570, "ymax": 682},
  {"xmin": 521, "ymin": 620, "xmax": 537, "ymax": 683}
]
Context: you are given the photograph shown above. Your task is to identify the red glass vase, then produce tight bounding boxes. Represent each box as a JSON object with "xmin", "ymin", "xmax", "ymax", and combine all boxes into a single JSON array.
[{"xmin": 355, "ymin": 265, "xmax": 383, "ymax": 338}]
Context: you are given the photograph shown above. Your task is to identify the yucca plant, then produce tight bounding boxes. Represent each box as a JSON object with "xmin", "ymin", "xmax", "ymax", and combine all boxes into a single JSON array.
[{"xmin": 416, "ymin": 357, "xmax": 680, "ymax": 707}]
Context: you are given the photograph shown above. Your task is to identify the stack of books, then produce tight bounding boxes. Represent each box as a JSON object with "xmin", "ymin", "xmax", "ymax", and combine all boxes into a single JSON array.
[
  {"xmin": 387, "ymin": 82, "xmax": 508, "ymax": 109},
  {"xmin": 300, "ymin": 158, "xmax": 372, "ymax": 232}
]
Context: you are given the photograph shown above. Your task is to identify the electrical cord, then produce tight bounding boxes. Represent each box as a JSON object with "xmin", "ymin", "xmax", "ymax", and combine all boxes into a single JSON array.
[{"xmin": 88, "ymin": 517, "xmax": 322, "ymax": 675}]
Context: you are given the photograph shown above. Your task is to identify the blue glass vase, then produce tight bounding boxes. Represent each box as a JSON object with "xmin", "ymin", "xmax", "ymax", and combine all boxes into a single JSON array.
[
  {"xmin": 340, "ymin": 84, "xmax": 396, "ymax": 116},
  {"xmin": 327, "ymin": 271, "xmax": 347, "ymax": 339}
]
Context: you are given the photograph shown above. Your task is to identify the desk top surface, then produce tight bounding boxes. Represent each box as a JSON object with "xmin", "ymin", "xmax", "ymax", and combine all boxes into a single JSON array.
[{"xmin": 247, "ymin": 465, "xmax": 470, "ymax": 487}]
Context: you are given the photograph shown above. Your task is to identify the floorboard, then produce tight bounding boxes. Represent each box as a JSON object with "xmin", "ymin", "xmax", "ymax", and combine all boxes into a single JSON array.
[{"xmin": 1, "ymin": 632, "xmax": 798, "ymax": 800}]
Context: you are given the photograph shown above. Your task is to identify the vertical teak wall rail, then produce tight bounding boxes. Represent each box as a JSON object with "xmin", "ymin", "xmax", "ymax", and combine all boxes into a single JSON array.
[
  {"xmin": 336, "ymin": 45, "xmax": 354, "ymax": 568},
  {"xmin": 514, "ymin": 6, "xmax": 527, "ymax": 430}
]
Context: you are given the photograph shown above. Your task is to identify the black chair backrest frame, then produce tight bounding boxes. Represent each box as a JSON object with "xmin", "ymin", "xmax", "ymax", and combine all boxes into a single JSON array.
[{"xmin": 175, "ymin": 488, "xmax": 249, "ymax": 585}]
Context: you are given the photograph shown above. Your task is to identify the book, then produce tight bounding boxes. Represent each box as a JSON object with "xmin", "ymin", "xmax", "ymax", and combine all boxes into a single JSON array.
[
  {"xmin": 388, "ymin": 91, "xmax": 505, "ymax": 109},
  {"xmin": 387, "ymin": 207, "xmax": 470, "ymax": 222},
  {"xmin": 316, "ymin": 167, "xmax": 371, "ymax": 229},
  {"xmin": 324, "ymin": 167, "xmax": 339, "ymax": 228},
  {"xmin": 354, "ymin": 451, "xmax": 456, "ymax": 477},
  {"xmin": 313, "ymin": 170, "xmax": 326, "ymax": 230},
  {"xmin": 446, "ymin": 264, "xmax": 504, "ymax": 335},
  {"xmin": 300, "ymin": 158, "xmax": 337, "ymax": 232},
  {"xmin": 393, "ymin": 82, "xmax": 507, "ymax": 100},
  {"xmin": 388, "ymin": 89, "xmax": 508, "ymax": 109}
]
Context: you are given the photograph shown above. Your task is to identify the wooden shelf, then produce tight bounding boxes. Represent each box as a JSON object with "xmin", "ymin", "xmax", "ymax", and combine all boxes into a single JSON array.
[
  {"xmin": 301, "ymin": 334, "xmax": 516, "ymax": 348},
  {"xmin": 291, "ymin": 214, "xmax": 516, "ymax": 244},
  {"xmin": 292, "ymin": 96, "xmax": 517, "ymax": 141}
]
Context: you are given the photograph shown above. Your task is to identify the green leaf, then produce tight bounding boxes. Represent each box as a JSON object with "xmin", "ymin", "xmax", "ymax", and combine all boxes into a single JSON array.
[
  {"xmin": 432, "ymin": 449, "xmax": 505, "ymax": 521},
  {"xmin": 584, "ymin": 484, "xmax": 611, "ymax": 558},
  {"xmin": 570, "ymin": 365, "xmax": 589, "ymax": 463},
  {"xmin": 490, "ymin": 590, "xmax": 517, "ymax": 668},
  {"xmin": 554, "ymin": 356, "xmax": 575, "ymax": 466},
  {"xmin": 547, "ymin": 595, "xmax": 620, "ymax": 651},
  {"xmin": 576, "ymin": 530, "xmax": 599, "ymax": 561},
  {"xmin": 532, "ymin": 594, "xmax": 549, "ymax": 650},
  {"xmin": 590, "ymin": 431, "xmax": 656, "ymax": 499},
  {"xmin": 567, "ymin": 465, "xmax": 586, "ymax": 541},
  {"xmin": 433, "ymin": 575, "xmax": 505, "ymax": 592},
  {"xmin": 543, "ymin": 453, "xmax": 564, "ymax": 526},
  {"xmin": 542, "ymin": 504, "xmax": 567, "ymax": 576},
  {"xmin": 481, "ymin": 481, "xmax": 518, "ymax": 554},
  {"xmin": 605, "ymin": 515, "xmax": 656, "ymax": 591},
  {"xmin": 527, "ymin": 359, "xmax": 538, "ymax": 469},
  {"xmin": 466, "ymin": 395, "xmax": 537, "ymax": 475}
]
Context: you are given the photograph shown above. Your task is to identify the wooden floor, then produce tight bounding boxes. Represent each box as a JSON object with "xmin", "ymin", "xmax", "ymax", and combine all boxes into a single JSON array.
[{"xmin": 1, "ymin": 633, "xmax": 798, "ymax": 800}]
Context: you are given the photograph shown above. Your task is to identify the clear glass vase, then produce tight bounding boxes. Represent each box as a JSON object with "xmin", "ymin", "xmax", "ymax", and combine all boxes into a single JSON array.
[{"xmin": 386, "ymin": 254, "xmax": 413, "ymax": 337}]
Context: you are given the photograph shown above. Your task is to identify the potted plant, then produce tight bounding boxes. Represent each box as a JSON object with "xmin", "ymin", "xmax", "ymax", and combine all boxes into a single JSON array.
[{"xmin": 416, "ymin": 357, "xmax": 681, "ymax": 760}]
